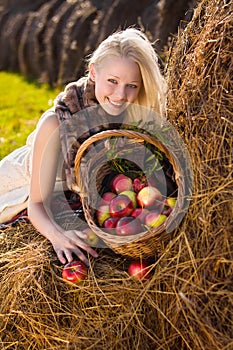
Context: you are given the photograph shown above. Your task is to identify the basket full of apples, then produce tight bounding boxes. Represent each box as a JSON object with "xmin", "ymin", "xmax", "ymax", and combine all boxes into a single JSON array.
[{"xmin": 74, "ymin": 128, "xmax": 191, "ymax": 258}]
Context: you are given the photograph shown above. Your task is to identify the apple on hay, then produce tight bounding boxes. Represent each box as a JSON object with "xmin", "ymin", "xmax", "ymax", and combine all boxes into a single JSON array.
[
  {"xmin": 62, "ymin": 260, "xmax": 87, "ymax": 284},
  {"xmin": 128, "ymin": 260, "xmax": 151, "ymax": 281}
]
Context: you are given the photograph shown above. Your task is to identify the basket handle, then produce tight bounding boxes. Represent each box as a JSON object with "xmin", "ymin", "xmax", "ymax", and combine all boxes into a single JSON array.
[{"xmin": 74, "ymin": 129, "xmax": 169, "ymax": 190}]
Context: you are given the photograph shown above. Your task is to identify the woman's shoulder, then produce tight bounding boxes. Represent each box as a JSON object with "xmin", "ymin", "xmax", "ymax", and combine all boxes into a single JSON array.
[
  {"xmin": 36, "ymin": 109, "xmax": 60, "ymax": 140},
  {"xmin": 26, "ymin": 108, "xmax": 58, "ymax": 146},
  {"xmin": 36, "ymin": 108, "xmax": 58, "ymax": 134},
  {"xmin": 37, "ymin": 108, "xmax": 58, "ymax": 126}
]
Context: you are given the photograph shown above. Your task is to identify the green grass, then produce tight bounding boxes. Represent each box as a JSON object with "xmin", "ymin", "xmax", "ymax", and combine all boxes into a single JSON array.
[{"xmin": 0, "ymin": 72, "xmax": 60, "ymax": 159}]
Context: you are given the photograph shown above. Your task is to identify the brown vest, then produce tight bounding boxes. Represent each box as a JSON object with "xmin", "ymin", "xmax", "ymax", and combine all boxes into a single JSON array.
[{"xmin": 54, "ymin": 77, "xmax": 124, "ymax": 193}]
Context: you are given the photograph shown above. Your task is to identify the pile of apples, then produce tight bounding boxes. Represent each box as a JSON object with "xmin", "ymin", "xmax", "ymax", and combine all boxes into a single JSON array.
[{"xmin": 95, "ymin": 173, "xmax": 176, "ymax": 236}]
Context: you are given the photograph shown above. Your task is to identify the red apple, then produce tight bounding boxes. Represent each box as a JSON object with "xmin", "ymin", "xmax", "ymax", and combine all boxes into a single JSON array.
[
  {"xmin": 110, "ymin": 173, "xmax": 126, "ymax": 188},
  {"xmin": 103, "ymin": 216, "xmax": 119, "ymax": 229},
  {"xmin": 128, "ymin": 260, "xmax": 150, "ymax": 280},
  {"xmin": 145, "ymin": 211, "xmax": 167, "ymax": 228},
  {"xmin": 109, "ymin": 194, "xmax": 134, "ymax": 218},
  {"xmin": 83, "ymin": 227, "xmax": 99, "ymax": 246},
  {"xmin": 137, "ymin": 186, "xmax": 162, "ymax": 208},
  {"xmin": 111, "ymin": 174, "xmax": 133, "ymax": 193},
  {"xmin": 131, "ymin": 207, "xmax": 150, "ymax": 223},
  {"xmin": 99, "ymin": 191, "xmax": 116, "ymax": 206},
  {"xmin": 62, "ymin": 260, "xmax": 87, "ymax": 284},
  {"xmin": 115, "ymin": 216, "xmax": 143, "ymax": 236},
  {"xmin": 119, "ymin": 190, "xmax": 137, "ymax": 209},
  {"xmin": 96, "ymin": 204, "xmax": 111, "ymax": 226},
  {"xmin": 133, "ymin": 175, "xmax": 148, "ymax": 192}
]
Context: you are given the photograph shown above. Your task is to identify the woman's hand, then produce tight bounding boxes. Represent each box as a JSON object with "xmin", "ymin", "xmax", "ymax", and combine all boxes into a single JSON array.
[{"xmin": 51, "ymin": 228, "xmax": 98, "ymax": 266}]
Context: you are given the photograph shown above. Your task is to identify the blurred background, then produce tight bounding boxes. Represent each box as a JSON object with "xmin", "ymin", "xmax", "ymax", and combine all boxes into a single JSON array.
[{"xmin": 0, "ymin": 0, "xmax": 197, "ymax": 87}]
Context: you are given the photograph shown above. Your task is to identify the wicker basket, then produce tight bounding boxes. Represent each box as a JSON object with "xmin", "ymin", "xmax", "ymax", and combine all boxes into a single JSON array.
[{"xmin": 74, "ymin": 128, "xmax": 192, "ymax": 258}]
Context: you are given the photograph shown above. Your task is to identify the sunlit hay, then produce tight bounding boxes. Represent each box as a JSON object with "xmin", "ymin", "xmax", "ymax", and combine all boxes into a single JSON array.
[
  {"xmin": 0, "ymin": 223, "xmax": 183, "ymax": 350},
  {"xmin": 0, "ymin": 223, "xmax": 232, "ymax": 348},
  {"xmin": 1, "ymin": 224, "xmax": 232, "ymax": 350},
  {"xmin": 0, "ymin": 1, "xmax": 233, "ymax": 349},
  {"xmin": 163, "ymin": 0, "xmax": 233, "ymax": 348}
]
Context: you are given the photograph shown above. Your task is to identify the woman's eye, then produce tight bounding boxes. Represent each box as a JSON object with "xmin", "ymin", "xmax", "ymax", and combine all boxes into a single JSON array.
[
  {"xmin": 128, "ymin": 84, "xmax": 138, "ymax": 89},
  {"xmin": 108, "ymin": 79, "xmax": 117, "ymax": 84}
]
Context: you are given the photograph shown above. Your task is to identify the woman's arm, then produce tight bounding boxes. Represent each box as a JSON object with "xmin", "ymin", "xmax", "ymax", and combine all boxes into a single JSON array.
[{"xmin": 28, "ymin": 113, "xmax": 98, "ymax": 266}]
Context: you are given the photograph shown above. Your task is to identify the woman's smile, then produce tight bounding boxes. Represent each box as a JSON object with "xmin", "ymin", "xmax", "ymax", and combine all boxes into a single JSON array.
[{"xmin": 90, "ymin": 56, "xmax": 142, "ymax": 115}]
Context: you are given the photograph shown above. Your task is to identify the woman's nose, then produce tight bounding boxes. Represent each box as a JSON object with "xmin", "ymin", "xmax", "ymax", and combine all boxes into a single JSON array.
[{"xmin": 114, "ymin": 85, "xmax": 126, "ymax": 100}]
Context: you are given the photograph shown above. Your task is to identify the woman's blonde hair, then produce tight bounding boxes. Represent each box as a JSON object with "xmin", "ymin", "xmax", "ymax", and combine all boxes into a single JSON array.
[{"xmin": 87, "ymin": 28, "xmax": 167, "ymax": 117}]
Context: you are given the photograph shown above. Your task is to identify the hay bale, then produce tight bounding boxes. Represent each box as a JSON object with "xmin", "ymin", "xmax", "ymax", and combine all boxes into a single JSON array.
[
  {"xmin": 164, "ymin": 0, "xmax": 233, "ymax": 347},
  {"xmin": 0, "ymin": 223, "xmax": 178, "ymax": 350},
  {"xmin": 165, "ymin": 0, "xmax": 232, "ymax": 242},
  {"xmin": 0, "ymin": 0, "xmax": 232, "ymax": 349}
]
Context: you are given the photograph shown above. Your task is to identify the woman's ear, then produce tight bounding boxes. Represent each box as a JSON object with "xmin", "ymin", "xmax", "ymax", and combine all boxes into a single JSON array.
[{"xmin": 89, "ymin": 63, "xmax": 95, "ymax": 82}]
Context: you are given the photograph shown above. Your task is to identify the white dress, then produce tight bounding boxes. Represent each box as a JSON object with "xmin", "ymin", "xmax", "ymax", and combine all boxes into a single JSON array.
[{"xmin": 0, "ymin": 109, "xmax": 65, "ymax": 223}]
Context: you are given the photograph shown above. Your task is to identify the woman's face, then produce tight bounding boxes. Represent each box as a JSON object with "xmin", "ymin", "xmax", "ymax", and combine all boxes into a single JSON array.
[{"xmin": 90, "ymin": 56, "xmax": 142, "ymax": 115}]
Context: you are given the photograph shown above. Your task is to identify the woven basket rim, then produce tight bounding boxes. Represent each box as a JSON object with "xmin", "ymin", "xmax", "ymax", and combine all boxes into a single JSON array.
[
  {"xmin": 74, "ymin": 128, "xmax": 191, "ymax": 251},
  {"xmin": 75, "ymin": 128, "xmax": 183, "ymax": 195}
]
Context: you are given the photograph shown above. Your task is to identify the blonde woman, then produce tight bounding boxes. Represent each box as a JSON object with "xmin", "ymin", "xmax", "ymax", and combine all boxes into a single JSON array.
[{"xmin": 0, "ymin": 28, "xmax": 167, "ymax": 266}]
